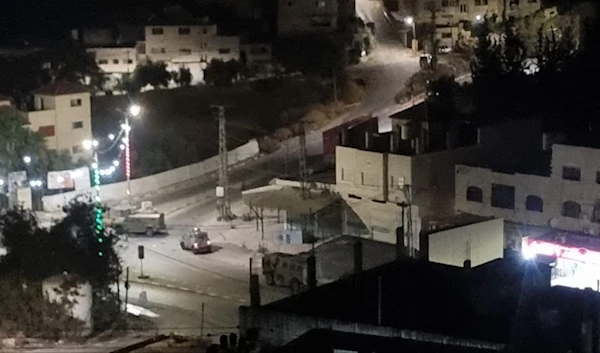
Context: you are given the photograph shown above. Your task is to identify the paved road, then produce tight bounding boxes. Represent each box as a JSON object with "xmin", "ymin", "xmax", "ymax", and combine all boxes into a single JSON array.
[{"xmin": 114, "ymin": 0, "xmax": 418, "ymax": 334}]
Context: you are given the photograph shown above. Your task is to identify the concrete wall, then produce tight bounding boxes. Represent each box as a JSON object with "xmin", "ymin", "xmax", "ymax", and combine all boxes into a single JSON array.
[
  {"xmin": 42, "ymin": 139, "xmax": 260, "ymax": 211},
  {"xmin": 428, "ymin": 218, "xmax": 504, "ymax": 268},
  {"xmin": 455, "ymin": 144, "xmax": 600, "ymax": 235},
  {"xmin": 88, "ymin": 47, "xmax": 137, "ymax": 74},
  {"xmin": 239, "ymin": 307, "xmax": 504, "ymax": 350}
]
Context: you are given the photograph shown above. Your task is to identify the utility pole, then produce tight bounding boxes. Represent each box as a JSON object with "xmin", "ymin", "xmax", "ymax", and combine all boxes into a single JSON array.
[
  {"xmin": 299, "ymin": 123, "xmax": 309, "ymax": 199},
  {"xmin": 214, "ymin": 105, "xmax": 234, "ymax": 221}
]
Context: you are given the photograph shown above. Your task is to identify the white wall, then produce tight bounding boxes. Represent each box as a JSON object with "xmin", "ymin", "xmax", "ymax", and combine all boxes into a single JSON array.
[
  {"xmin": 428, "ymin": 218, "xmax": 504, "ymax": 268},
  {"xmin": 42, "ymin": 139, "xmax": 260, "ymax": 211},
  {"xmin": 88, "ymin": 47, "xmax": 138, "ymax": 74},
  {"xmin": 455, "ymin": 144, "xmax": 600, "ymax": 235}
]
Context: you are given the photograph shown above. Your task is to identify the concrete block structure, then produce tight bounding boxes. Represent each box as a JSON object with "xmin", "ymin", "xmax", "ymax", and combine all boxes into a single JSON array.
[{"xmin": 24, "ymin": 80, "xmax": 93, "ymax": 161}]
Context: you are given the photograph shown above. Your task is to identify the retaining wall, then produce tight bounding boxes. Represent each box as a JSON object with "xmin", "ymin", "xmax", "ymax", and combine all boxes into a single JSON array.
[{"xmin": 42, "ymin": 139, "xmax": 260, "ymax": 211}]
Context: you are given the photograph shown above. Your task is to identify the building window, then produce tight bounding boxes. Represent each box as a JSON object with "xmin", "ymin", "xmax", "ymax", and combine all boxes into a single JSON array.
[
  {"xmin": 72, "ymin": 145, "xmax": 83, "ymax": 154},
  {"xmin": 151, "ymin": 48, "xmax": 166, "ymax": 54},
  {"xmin": 127, "ymin": 59, "xmax": 133, "ymax": 64},
  {"xmin": 180, "ymin": 49, "xmax": 192, "ymax": 54},
  {"xmin": 491, "ymin": 184, "xmax": 515, "ymax": 209},
  {"xmin": 202, "ymin": 27, "xmax": 208, "ymax": 34},
  {"xmin": 316, "ymin": 0, "xmax": 325, "ymax": 7},
  {"xmin": 72, "ymin": 121, "xmax": 84, "ymax": 129},
  {"xmin": 466, "ymin": 186, "xmax": 483, "ymax": 203},
  {"xmin": 70, "ymin": 99, "xmax": 82, "ymax": 107},
  {"xmin": 562, "ymin": 166, "xmax": 581, "ymax": 181},
  {"xmin": 178, "ymin": 27, "xmax": 191, "ymax": 35},
  {"xmin": 151, "ymin": 28, "xmax": 164, "ymax": 35},
  {"xmin": 38, "ymin": 125, "xmax": 55, "ymax": 137},
  {"xmin": 219, "ymin": 48, "xmax": 231, "ymax": 54},
  {"xmin": 460, "ymin": 4, "xmax": 468, "ymax": 12},
  {"xmin": 442, "ymin": 32, "xmax": 452, "ymax": 38},
  {"xmin": 475, "ymin": 0, "xmax": 488, "ymax": 5},
  {"xmin": 562, "ymin": 201, "xmax": 581, "ymax": 218},
  {"xmin": 112, "ymin": 59, "xmax": 119, "ymax": 64},
  {"xmin": 98, "ymin": 59, "xmax": 108, "ymax": 64},
  {"xmin": 525, "ymin": 195, "xmax": 543, "ymax": 212}
]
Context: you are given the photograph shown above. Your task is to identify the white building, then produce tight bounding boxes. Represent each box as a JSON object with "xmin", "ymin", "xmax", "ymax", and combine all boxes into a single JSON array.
[
  {"xmin": 25, "ymin": 81, "xmax": 93, "ymax": 161},
  {"xmin": 335, "ymin": 114, "xmax": 541, "ymax": 245},
  {"xmin": 87, "ymin": 47, "xmax": 138, "ymax": 75},
  {"xmin": 410, "ymin": 0, "xmax": 541, "ymax": 25},
  {"xmin": 456, "ymin": 143, "xmax": 600, "ymax": 238},
  {"xmin": 143, "ymin": 23, "xmax": 239, "ymax": 84}
]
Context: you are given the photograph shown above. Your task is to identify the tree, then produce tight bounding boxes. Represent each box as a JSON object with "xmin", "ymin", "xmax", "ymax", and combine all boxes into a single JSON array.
[
  {"xmin": 173, "ymin": 67, "xmax": 193, "ymax": 87},
  {"xmin": 204, "ymin": 59, "xmax": 241, "ymax": 87},
  {"xmin": 274, "ymin": 35, "xmax": 345, "ymax": 77},
  {"xmin": 44, "ymin": 42, "xmax": 105, "ymax": 91},
  {"xmin": 0, "ymin": 201, "xmax": 122, "ymax": 335},
  {"xmin": 0, "ymin": 112, "xmax": 78, "ymax": 178},
  {"xmin": 132, "ymin": 60, "xmax": 171, "ymax": 89}
]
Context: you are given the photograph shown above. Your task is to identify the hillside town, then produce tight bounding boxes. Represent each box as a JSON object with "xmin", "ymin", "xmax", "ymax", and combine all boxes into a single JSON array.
[{"xmin": 0, "ymin": 0, "xmax": 599, "ymax": 352}]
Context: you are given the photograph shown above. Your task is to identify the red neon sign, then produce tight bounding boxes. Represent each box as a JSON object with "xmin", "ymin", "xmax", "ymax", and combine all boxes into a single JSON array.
[{"xmin": 523, "ymin": 238, "xmax": 600, "ymax": 265}]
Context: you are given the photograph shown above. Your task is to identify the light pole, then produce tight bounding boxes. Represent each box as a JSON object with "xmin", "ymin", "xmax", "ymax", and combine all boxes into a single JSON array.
[
  {"xmin": 124, "ymin": 104, "xmax": 141, "ymax": 206},
  {"xmin": 405, "ymin": 16, "xmax": 416, "ymax": 41},
  {"xmin": 83, "ymin": 139, "xmax": 100, "ymax": 202}
]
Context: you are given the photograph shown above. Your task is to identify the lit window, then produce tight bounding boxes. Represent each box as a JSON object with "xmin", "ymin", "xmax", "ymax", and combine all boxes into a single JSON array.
[
  {"xmin": 562, "ymin": 166, "xmax": 581, "ymax": 181},
  {"xmin": 525, "ymin": 195, "xmax": 543, "ymax": 212},
  {"xmin": 38, "ymin": 125, "xmax": 55, "ymax": 137},
  {"xmin": 72, "ymin": 121, "xmax": 84, "ymax": 129},
  {"xmin": 178, "ymin": 27, "xmax": 191, "ymax": 35},
  {"xmin": 152, "ymin": 28, "xmax": 164, "ymax": 35},
  {"xmin": 70, "ymin": 99, "xmax": 82, "ymax": 107}
]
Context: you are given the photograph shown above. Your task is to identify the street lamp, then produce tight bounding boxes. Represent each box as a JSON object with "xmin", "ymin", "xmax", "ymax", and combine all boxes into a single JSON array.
[
  {"xmin": 475, "ymin": 14, "xmax": 482, "ymax": 22},
  {"xmin": 124, "ymin": 104, "xmax": 141, "ymax": 206},
  {"xmin": 23, "ymin": 155, "xmax": 31, "ymax": 164},
  {"xmin": 405, "ymin": 16, "xmax": 416, "ymax": 39}
]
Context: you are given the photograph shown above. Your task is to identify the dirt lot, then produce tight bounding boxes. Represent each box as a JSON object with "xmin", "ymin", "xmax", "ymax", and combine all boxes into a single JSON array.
[{"xmin": 92, "ymin": 77, "xmax": 329, "ymax": 177}]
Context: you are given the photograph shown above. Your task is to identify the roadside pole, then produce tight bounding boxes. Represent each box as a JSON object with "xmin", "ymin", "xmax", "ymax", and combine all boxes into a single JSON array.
[
  {"xmin": 125, "ymin": 267, "xmax": 130, "ymax": 312},
  {"xmin": 200, "ymin": 302, "xmax": 205, "ymax": 337}
]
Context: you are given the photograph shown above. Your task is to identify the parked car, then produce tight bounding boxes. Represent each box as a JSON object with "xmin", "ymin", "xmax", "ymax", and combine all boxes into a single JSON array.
[{"xmin": 180, "ymin": 228, "xmax": 212, "ymax": 254}]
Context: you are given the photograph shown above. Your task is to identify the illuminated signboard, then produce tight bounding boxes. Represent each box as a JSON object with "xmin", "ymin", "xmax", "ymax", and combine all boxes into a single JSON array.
[{"xmin": 522, "ymin": 237, "xmax": 600, "ymax": 265}]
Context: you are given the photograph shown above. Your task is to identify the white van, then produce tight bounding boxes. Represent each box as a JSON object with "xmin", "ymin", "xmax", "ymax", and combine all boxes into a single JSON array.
[{"xmin": 113, "ymin": 212, "xmax": 166, "ymax": 236}]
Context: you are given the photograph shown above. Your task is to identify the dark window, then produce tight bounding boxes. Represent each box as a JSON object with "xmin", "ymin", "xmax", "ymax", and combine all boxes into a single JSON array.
[
  {"xmin": 127, "ymin": 59, "xmax": 133, "ymax": 64},
  {"xmin": 72, "ymin": 121, "xmax": 84, "ymax": 129},
  {"xmin": 442, "ymin": 32, "xmax": 452, "ymax": 38},
  {"xmin": 178, "ymin": 27, "xmax": 191, "ymax": 35},
  {"xmin": 562, "ymin": 166, "xmax": 581, "ymax": 181},
  {"xmin": 596, "ymin": 171, "xmax": 600, "ymax": 184},
  {"xmin": 562, "ymin": 201, "xmax": 581, "ymax": 218},
  {"xmin": 151, "ymin": 28, "xmax": 164, "ymax": 35},
  {"xmin": 72, "ymin": 145, "xmax": 83, "ymax": 154},
  {"xmin": 466, "ymin": 186, "xmax": 483, "ymax": 203},
  {"xmin": 219, "ymin": 48, "xmax": 231, "ymax": 54},
  {"xmin": 70, "ymin": 99, "xmax": 82, "ymax": 107},
  {"xmin": 525, "ymin": 195, "xmax": 543, "ymax": 212},
  {"xmin": 592, "ymin": 202, "xmax": 600, "ymax": 223},
  {"xmin": 441, "ymin": 0, "xmax": 449, "ymax": 6},
  {"xmin": 98, "ymin": 59, "xmax": 108, "ymax": 64},
  {"xmin": 38, "ymin": 125, "xmax": 55, "ymax": 137},
  {"xmin": 491, "ymin": 184, "xmax": 515, "ymax": 209},
  {"xmin": 112, "ymin": 59, "xmax": 119, "ymax": 64},
  {"xmin": 527, "ymin": 0, "xmax": 536, "ymax": 2},
  {"xmin": 460, "ymin": 4, "xmax": 468, "ymax": 12},
  {"xmin": 180, "ymin": 49, "xmax": 192, "ymax": 54}
]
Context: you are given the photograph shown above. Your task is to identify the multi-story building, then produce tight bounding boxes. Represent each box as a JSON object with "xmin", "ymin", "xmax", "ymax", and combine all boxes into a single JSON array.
[
  {"xmin": 410, "ymin": 0, "xmax": 541, "ymax": 25},
  {"xmin": 334, "ymin": 105, "xmax": 541, "ymax": 245},
  {"xmin": 86, "ymin": 47, "xmax": 138, "ymax": 75},
  {"xmin": 456, "ymin": 142, "xmax": 600, "ymax": 240},
  {"xmin": 24, "ymin": 80, "xmax": 93, "ymax": 161},
  {"xmin": 277, "ymin": 0, "xmax": 356, "ymax": 36}
]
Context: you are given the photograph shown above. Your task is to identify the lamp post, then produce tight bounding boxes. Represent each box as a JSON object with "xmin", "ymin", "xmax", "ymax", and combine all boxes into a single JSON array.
[
  {"xmin": 124, "ymin": 104, "xmax": 141, "ymax": 207},
  {"xmin": 405, "ymin": 16, "xmax": 416, "ymax": 41}
]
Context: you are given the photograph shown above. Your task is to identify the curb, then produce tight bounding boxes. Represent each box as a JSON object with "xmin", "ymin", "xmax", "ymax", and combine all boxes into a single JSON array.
[{"xmin": 122, "ymin": 276, "xmax": 248, "ymax": 304}]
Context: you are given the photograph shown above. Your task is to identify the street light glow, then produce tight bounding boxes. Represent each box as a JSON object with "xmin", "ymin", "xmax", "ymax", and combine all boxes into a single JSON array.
[
  {"xmin": 92, "ymin": 139, "xmax": 99, "ymax": 147},
  {"xmin": 108, "ymin": 133, "xmax": 115, "ymax": 141},
  {"xmin": 121, "ymin": 123, "xmax": 131, "ymax": 132},
  {"xmin": 23, "ymin": 156, "xmax": 31, "ymax": 164},
  {"xmin": 120, "ymin": 144, "xmax": 126, "ymax": 150},
  {"xmin": 0, "ymin": 179, "xmax": 4, "ymax": 186},
  {"xmin": 82, "ymin": 139, "xmax": 93, "ymax": 151},
  {"xmin": 129, "ymin": 104, "xmax": 141, "ymax": 117},
  {"xmin": 113, "ymin": 160, "xmax": 120, "ymax": 167},
  {"xmin": 476, "ymin": 14, "xmax": 482, "ymax": 21},
  {"xmin": 29, "ymin": 179, "xmax": 43, "ymax": 188},
  {"xmin": 405, "ymin": 16, "xmax": 414, "ymax": 25}
]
